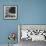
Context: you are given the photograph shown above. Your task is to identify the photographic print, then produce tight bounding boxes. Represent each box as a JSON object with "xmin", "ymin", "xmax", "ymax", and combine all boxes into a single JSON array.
[
  {"xmin": 18, "ymin": 25, "xmax": 46, "ymax": 41},
  {"xmin": 4, "ymin": 5, "xmax": 17, "ymax": 19},
  {"xmin": 18, "ymin": 25, "xmax": 46, "ymax": 46}
]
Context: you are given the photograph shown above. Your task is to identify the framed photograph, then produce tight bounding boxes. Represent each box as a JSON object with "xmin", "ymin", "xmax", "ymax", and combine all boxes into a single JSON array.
[
  {"xmin": 4, "ymin": 5, "xmax": 17, "ymax": 19},
  {"xmin": 18, "ymin": 24, "xmax": 46, "ymax": 42}
]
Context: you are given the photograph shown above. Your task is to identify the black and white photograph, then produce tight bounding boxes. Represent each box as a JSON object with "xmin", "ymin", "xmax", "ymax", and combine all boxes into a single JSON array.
[
  {"xmin": 18, "ymin": 25, "xmax": 46, "ymax": 46},
  {"xmin": 4, "ymin": 5, "xmax": 17, "ymax": 19}
]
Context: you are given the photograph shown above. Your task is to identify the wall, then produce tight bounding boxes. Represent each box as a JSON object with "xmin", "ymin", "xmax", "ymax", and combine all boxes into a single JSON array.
[{"xmin": 20, "ymin": 0, "xmax": 46, "ymax": 24}]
